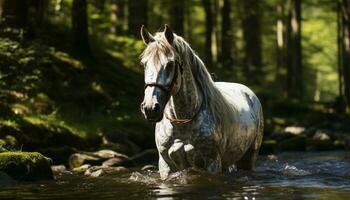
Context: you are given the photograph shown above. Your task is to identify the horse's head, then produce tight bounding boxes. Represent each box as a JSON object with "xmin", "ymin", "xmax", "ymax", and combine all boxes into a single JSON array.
[{"xmin": 140, "ymin": 25, "xmax": 183, "ymax": 122}]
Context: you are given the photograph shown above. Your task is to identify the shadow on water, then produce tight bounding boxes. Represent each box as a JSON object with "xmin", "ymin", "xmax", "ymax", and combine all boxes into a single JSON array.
[{"xmin": 0, "ymin": 151, "xmax": 350, "ymax": 200}]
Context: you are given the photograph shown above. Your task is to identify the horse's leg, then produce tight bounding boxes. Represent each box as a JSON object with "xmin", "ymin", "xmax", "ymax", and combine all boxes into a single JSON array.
[
  {"xmin": 236, "ymin": 114, "xmax": 263, "ymax": 170},
  {"xmin": 159, "ymin": 155, "xmax": 171, "ymax": 179}
]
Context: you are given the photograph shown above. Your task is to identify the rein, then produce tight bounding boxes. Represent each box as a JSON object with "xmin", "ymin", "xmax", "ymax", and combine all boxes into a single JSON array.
[{"xmin": 144, "ymin": 61, "xmax": 201, "ymax": 125}]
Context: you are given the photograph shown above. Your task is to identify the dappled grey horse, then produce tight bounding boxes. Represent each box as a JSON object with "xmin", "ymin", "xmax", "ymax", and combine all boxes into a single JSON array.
[{"xmin": 140, "ymin": 25, "xmax": 263, "ymax": 179}]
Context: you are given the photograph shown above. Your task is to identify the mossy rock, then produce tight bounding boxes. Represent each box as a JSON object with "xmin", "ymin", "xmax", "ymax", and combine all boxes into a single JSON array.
[
  {"xmin": 0, "ymin": 152, "xmax": 53, "ymax": 181},
  {"xmin": 279, "ymin": 135, "xmax": 307, "ymax": 151}
]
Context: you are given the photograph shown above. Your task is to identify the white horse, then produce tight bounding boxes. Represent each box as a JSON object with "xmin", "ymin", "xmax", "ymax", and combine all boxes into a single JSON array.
[{"xmin": 140, "ymin": 25, "xmax": 263, "ymax": 179}]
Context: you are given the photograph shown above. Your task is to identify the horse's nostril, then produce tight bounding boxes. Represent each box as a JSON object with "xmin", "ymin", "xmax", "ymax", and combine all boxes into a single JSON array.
[
  {"xmin": 153, "ymin": 103, "xmax": 160, "ymax": 112},
  {"xmin": 140, "ymin": 102, "xmax": 145, "ymax": 110}
]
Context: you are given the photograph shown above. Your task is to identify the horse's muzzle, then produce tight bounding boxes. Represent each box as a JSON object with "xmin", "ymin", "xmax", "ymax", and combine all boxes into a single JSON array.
[{"xmin": 140, "ymin": 101, "xmax": 163, "ymax": 122}]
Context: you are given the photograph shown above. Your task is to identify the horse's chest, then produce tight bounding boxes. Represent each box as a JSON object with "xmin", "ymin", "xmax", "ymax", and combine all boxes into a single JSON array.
[
  {"xmin": 156, "ymin": 111, "xmax": 215, "ymax": 149},
  {"xmin": 155, "ymin": 111, "xmax": 218, "ymax": 170}
]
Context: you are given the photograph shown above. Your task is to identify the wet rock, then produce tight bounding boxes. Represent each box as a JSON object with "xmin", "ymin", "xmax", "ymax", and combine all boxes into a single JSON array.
[
  {"xmin": 279, "ymin": 135, "xmax": 307, "ymax": 151},
  {"xmin": 92, "ymin": 149, "xmax": 128, "ymax": 159},
  {"xmin": 260, "ymin": 140, "xmax": 277, "ymax": 154},
  {"xmin": 72, "ymin": 164, "xmax": 91, "ymax": 173},
  {"xmin": 102, "ymin": 158, "xmax": 129, "ymax": 167},
  {"xmin": 306, "ymin": 130, "xmax": 333, "ymax": 151},
  {"xmin": 141, "ymin": 164, "xmax": 157, "ymax": 171},
  {"xmin": 51, "ymin": 165, "xmax": 66, "ymax": 173},
  {"xmin": 90, "ymin": 169, "xmax": 104, "ymax": 178},
  {"xmin": 69, "ymin": 153, "xmax": 100, "ymax": 169},
  {"xmin": 0, "ymin": 152, "xmax": 53, "ymax": 181},
  {"xmin": 68, "ymin": 149, "xmax": 128, "ymax": 169},
  {"xmin": 84, "ymin": 166, "xmax": 129, "ymax": 177},
  {"xmin": 267, "ymin": 154, "xmax": 278, "ymax": 161},
  {"xmin": 284, "ymin": 126, "xmax": 305, "ymax": 135}
]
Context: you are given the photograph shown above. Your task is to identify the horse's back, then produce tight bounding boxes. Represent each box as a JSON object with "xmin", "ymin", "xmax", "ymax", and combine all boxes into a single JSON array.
[{"xmin": 214, "ymin": 82, "xmax": 261, "ymax": 119}]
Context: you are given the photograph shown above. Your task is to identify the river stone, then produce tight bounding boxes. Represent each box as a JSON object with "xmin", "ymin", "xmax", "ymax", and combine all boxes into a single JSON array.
[
  {"xmin": 102, "ymin": 158, "xmax": 128, "ymax": 167},
  {"xmin": 141, "ymin": 165, "xmax": 157, "ymax": 171},
  {"xmin": 84, "ymin": 166, "xmax": 129, "ymax": 177},
  {"xmin": 284, "ymin": 126, "xmax": 305, "ymax": 135},
  {"xmin": 0, "ymin": 152, "xmax": 53, "ymax": 181},
  {"xmin": 306, "ymin": 130, "xmax": 333, "ymax": 151},
  {"xmin": 90, "ymin": 169, "xmax": 104, "ymax": 178},
  {"xmin": 92, "ymin": 149, "xmax": 128, "ymax": 159},
  {"xmin": 72, "ymin": 164, "xmax": 91, "ymax": 173},
  {"xmin": 69, "ymin": 150, "xmax": 128, "ymax": 169},
  {"xmin": 51, "ymin": 165, "xmax": 66, "ymax": 173},
  {"xmin": 69, "ymin": 153, "xmax": 100, "ymax": 169}
]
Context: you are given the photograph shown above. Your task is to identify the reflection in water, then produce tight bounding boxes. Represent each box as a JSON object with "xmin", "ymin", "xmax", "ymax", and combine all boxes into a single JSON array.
[{"xmin": 0, "ymin": 151, "xmax": 350, "ymax": 200}]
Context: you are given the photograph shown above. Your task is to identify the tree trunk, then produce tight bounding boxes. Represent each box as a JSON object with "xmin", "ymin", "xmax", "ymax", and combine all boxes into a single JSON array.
[
  {"xmin": 110, "ymin": 0, "xmax": 125, "ymax": 35},
  {"xmin": 128, "ymin": 0, "xmax": 148, "ymax": 37},
  {"xmin": 201, "ymin": 0, "xmax": 214, "ymax": 67},
  {"xmin": 220, "ymin": 0, "xmax": 233, "ymax": 69},
  {"xmin": 169, "ymin": 0, "xmax": 185, "ymax": 35},
  {"xmin": 0, "ymin": 0, "xmax": 28, "ymax": 29},
  {"xmin": 185, "ymin": 0, "xmax": 192, "ymax": 42},
  {"xmin": 340, "ymin": 0, "xmax": 350, "ymax": 112},
  {"xmin": 276, "ymin": 1, "xmax": 285, "ymax": 70},
  {"xmin": 242, "ymin": 0, "xmax": 262, "ymax": 81},
  {"xmin": 286, "ymin": 0, "xmax": 302, "ymax": 99},
  {"xmin": 72, "ymin": 0, "xmax": 90, "ymax": 55}
]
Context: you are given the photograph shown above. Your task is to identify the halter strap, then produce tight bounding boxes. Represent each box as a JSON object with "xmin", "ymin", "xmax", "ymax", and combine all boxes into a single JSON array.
[
  {"xmin": 165, "ymin": 99, "xmax": 202, "ymax": 124},
  {"xmin": 144, "ymin": 61, "xmax": 200, "ymax": 125},
  {"xmin": 144, "ymin": 61, "xmax": 179, "ymax": 94}
]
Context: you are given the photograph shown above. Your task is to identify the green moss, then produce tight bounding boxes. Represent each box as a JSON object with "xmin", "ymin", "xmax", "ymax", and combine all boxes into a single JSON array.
[
  {"xmin": 4, "ymin": 135, "xmax": 17, "ymax": 149},
  {"xmin": 0, "ymin": 152, "xmax": 53, "ymax": 181}
]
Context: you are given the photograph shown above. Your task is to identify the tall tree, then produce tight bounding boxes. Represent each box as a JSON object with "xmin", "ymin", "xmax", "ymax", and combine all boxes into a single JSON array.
[
  {"xmin": 110, "ymin": 0, "xmax": 126, "ymax": 35},
  {"xmin": 242, "ymin": 0, "xmax": 262, "ymax": 81},
  {"xmin": 0, "ymin": 0, "xmax": 47, "ymax": 39},
  {"xmin": 128, "ymin": 0, "xmax": 148, "ymax": 36},
  {"xmin": 220, "ymin": 0, "xmax": 233, "ymax": 69},
  {"xmin": 169, "ymin": 0, "xmax": 185, "ymax": 35},
  {"xmin": 339, "ymin": 0, "xmax": 350, "ymax": 112},
  {"xmin": 0, "ymin": 0, "xmax": 28, "ymax": 31},
  {"xmin": 72, "ymin": 0, "xmax": 90, "ymax": 54},
  {"xmin": 286, "ymin": 0, "xmax": 302, "ymax": 99},
  {"xmin": 276, "ymin": 0, "xmax": 285, "ymax": 70},
  {"xmin": 184, "ymin": 0, "xmax": 193, "ymax": 42},
  {"xmin": 201, "ymin": 0, "xmax": 218, "ymax": 68}
]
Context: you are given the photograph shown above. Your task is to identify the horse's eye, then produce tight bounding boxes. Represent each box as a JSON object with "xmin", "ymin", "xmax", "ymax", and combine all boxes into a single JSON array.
[{"xmin": 165, "ymin": 61, "xmax": 175, "ymax": 69}]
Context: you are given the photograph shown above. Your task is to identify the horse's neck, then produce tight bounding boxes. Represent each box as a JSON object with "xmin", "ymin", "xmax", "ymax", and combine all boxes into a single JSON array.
[{"xmin": 166, "ymin": 65, "xmax": 202, "ymax": 120}]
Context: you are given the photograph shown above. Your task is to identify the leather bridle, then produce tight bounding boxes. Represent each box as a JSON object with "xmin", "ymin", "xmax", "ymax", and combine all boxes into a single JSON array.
[
  {"xmin": 143, "ymin": 61, "xmax": 202, "ymax": 124},
  {"xmin": 144, "ymin": 61, "xmax": 180, "ymax": 95}
]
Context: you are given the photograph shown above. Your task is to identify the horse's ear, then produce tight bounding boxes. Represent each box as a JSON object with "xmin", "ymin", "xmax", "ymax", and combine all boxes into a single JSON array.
[
  {"xmin": 140, "ymin": 25, "xmax": 154, "ymax": 45},
  {"xmin": 164, "ymin": 24, "xmax": 174, "ymax": 45}
]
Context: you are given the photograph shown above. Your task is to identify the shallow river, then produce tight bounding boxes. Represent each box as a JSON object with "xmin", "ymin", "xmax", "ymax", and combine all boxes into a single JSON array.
[{"xmin": 0, "ymin": 151, "xmax": 349, "ymax": 200}]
